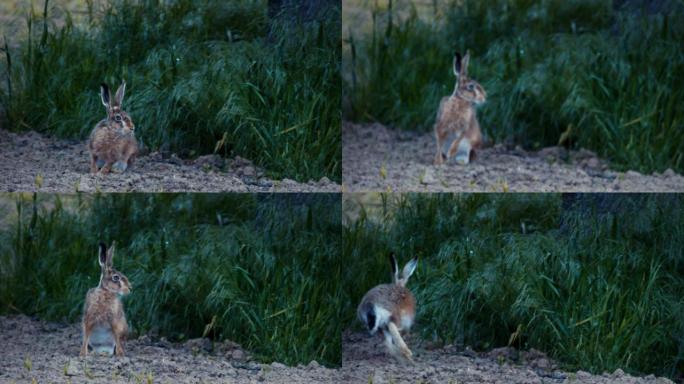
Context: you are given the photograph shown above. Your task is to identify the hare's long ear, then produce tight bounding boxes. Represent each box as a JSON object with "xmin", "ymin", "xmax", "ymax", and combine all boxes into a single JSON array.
[
  {"xmin": 105, "ymin": 241, "xmax": 116, "ymax": 268},
  {"xmin": 453, "ymin": 52, "xmax": 462, "ymax": 78},
  {"xmin": 98, "ymin": 242, "xmax": 108, "ymax": 268},
  {"xmin": 460, "ymin": 51, "xmax": 470, "ymax": 82},
  {"xmin": 401, "ymin": 257, "xmax": 418, "ymax": 282},
  {"xmin": 100, "ymin": 83, "xmax": 110, "ymax": 108},
  {"xmin": 114, "ymin": 81, "xmax": 126, "ymax": 107},
  {"xmin": 389, "ymin": 252, "xmax": 399, "ymax": 283},
  {"xmin": 114, "ymin": 81, "xmax": 126, "ymax": 106}
]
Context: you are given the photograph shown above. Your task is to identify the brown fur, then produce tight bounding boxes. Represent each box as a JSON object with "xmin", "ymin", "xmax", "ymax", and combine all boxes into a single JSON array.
[
  {"xmin": 434, "ymin": 51, "xmax": 486, "ymax": 165},
  {"xmin": 81, "ymin": 242, "xmax": 132, "ymax": 357},
  {"xmin": 88, "ymin": 81, "xmax": 138, "ymax": 174},
  {"xmin": 357, "ymin": 255, "xmax": 418, "ymax": 361},
  {"xmin": 360, "ymin": 284, "xmax": 416, "ymax": 329}
]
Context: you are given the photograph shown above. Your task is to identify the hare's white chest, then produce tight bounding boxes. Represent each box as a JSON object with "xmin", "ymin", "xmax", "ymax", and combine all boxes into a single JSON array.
[{"xmin": 89, "ymin": 326, "xmax": 115, "ymax": 355}]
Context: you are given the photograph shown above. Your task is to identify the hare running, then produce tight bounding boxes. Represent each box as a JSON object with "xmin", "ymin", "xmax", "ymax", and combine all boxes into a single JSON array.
[
  {"xmin": 81, "ymin": 242, "xmax": 132, "ymax": 357},
  {"xmin": 88, "ymin": 81, "xmax": 138, "ymax": 174},
  {"xmin": 434, "ymin": 51, "xmax": 486, "ymax": 165},
  {"xmin": 357, "ymin": 253, "xmax": 418, "ymax": 362}
]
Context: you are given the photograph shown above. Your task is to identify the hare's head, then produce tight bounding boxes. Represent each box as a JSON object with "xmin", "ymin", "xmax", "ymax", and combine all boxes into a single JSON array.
[
  {"xmin": 390, "ymin": 253, "xmax": 418, "ymax": 288},
  {"xmin": 97, "ymin": 242, "xmax": 132, "ymax": 296},
  {"xmin": 452, "ymin": 51, "xmax": 486, "ymax": 105},
  {"xmin": 100, "ymin": 81, "xmax": 135, "ymax": 133}
]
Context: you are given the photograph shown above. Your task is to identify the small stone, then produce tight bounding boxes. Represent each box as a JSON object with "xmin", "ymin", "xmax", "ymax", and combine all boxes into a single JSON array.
[
  {"xmin": 307, "ymin": 360, "xmax": 320, "ymax": 369},
  {"xmin": 231, "ymin": 349, "xmax": 245, "ymax": 360},
  {"xmin": 576, "ymin": 370, "xmax": 592, "ymax": 379},
  {"xmin": 185, "ymin": 337, "xmax": 213, "ymax": 353},
  {"xmin": 257, "ymin": 179, "xmax": 273, "ymax": 188},
  {"xmin": 662, "ymin": 168, "xmax": 676, "ymax": 177},
  {"xmin": 613, "ymin": 368, "xmax": 625, "ymax": 377},
  {"xmin": 242, "ymin": 166, "xmax": 256, "ymax": 177},
  {"xmin": 271, "ymin": 362, "xmax": 286, "ymax": 369},
  {"xmin": 318, "ymin": 177, "xmax": 331, "ymax": 185}
]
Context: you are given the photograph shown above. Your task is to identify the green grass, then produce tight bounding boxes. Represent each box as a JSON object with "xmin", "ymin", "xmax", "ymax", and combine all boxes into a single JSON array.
[
  {"xmin": 0, "ymin": 0, "xmax": 341, "ymax": 182},
  {"xmin": 0, "ymin": 193, "xmax": 342, "ymax": 367},
  {"xmin": 343, "ymin": 193, "xmax": 684, "ymax": 379},
  {"xmin": 344, "ymin": 0, "xmax": 684, "ymax": 175}
]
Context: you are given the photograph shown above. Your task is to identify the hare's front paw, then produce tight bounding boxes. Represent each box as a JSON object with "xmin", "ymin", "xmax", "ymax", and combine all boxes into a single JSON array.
[
  {"xmin": 455, "ymin": 153, "xmax": 470, "ymax": 165},
  {"xmin": 454, "ymin": 139, "xmax": 472, "ymax": 165},
  {"xmin": 112, "ymin": 161, "xmax": 128, "ymax": 173}
]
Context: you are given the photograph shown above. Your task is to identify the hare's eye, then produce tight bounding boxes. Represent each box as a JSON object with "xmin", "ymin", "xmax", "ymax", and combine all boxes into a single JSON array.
[
  {"xmin": 114, "ymin": 115, "xmax": 122, "ymax": 122},
  {"xmin": 112, "ymin": 275, "xmax": 120, "ymax": 282},
  {"xmin": 468, "ymin": 84, "xmax": 474, "ymax": 91}
]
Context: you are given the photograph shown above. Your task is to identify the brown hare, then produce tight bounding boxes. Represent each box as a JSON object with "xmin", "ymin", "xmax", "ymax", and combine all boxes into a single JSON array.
[
  {"xmin": 81, "ymin": 242, "xmax": 132, "ymax": 357},
  {"xmin": 357, "ymin": 253, "xmax": 418, "ymax": 362},
  {"xmin": 434, "ymin": 51, "xmax": 486, "ymax": 165},
  {"xmin": 88, "ymin": 81, "xmax": 138, "ymax": 174}
]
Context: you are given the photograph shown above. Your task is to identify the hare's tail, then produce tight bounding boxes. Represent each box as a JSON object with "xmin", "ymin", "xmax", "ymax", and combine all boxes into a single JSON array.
[
  {"xmin": 360, "ymin": 301, "xmax": 392, "ymax": 335},
  {"xmin": 359, "ymin": 301, "xmax": 377, "ymax": 333}
]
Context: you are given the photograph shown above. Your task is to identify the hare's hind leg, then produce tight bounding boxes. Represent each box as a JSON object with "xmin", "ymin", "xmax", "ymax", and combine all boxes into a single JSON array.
[
  {"xmin": 387, "ymin": 322, "xmax": 413, "ymax": 362},
  {"xmin": 381, "ymin": 327, "xmax": 403, "ymax": 360}
]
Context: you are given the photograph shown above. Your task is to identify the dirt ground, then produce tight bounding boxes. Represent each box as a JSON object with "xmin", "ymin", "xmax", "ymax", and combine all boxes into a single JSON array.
[
  {"xmin": 0, "ymin": 315, "xmax": 339, "ymax": 384},
  {"xmin": 0, "ymin": 129, "xmax": 340, "ymax": 193},
  {"xmin": 1, "ymin": 315, "xmax": 675, "ymax": 384},
  {"xmin": 342, "ymin": 122, "xmax": 684, "ymax": 192},
  {"xmin": 340, "ymin": 331, "xmax": 674, "ymax": 384}
]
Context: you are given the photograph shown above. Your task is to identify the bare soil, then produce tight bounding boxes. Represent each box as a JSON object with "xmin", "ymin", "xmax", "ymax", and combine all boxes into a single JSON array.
[
  {"xmin": 340, "ymin": 331, "xmax": 674, "ymax": 384},
  {"xmin": 0, "ymin": 129, "xmax": 340, "ymax": 193},
  {"xmin": 342, "ymin": 122, "xmax": 684, "ymax": 192},
  {"xmin": 1, "ymin": 315, "xmax": 674, "ymax": 384},
  {"xmin": 0, "ymin": 315, "xmax": 338, "ymax": 384}
]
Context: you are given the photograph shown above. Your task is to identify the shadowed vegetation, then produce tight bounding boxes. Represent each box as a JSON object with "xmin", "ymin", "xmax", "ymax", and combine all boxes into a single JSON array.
[
  {"xmin": 0, "ymin": 193, "xmax": 342, "ymax": 367},
  {"xmin": 344, "ymin": 0, "xmax": 684, "ymax": 175},
  {"xmin": 343, "ymin": 193, "xmax": 684, "ymax": 379},
  {"xmin": 0, "ymin": 0, "xmax": 341, "ymax": 182}
]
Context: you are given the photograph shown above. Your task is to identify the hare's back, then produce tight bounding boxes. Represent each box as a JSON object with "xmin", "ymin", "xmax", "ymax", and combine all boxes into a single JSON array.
[{"xmin": 361, "ymin": 284, "xmax": 415, "ymax": 319}]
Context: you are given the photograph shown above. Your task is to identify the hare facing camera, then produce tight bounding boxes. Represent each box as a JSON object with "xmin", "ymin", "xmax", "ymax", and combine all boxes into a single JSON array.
[
  {"xmin": 357, "ymin": 253, "xmax": 418, "ymax": 362},
  {"xmin": 88, "ymin": 81, "xmax": 138, "ymax": 174}
]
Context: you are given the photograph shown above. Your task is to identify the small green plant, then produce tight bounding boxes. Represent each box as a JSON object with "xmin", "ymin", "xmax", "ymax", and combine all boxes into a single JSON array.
[{"xmin": 23, "ymin": 354, "xmax": 31, "ymax": 371}]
